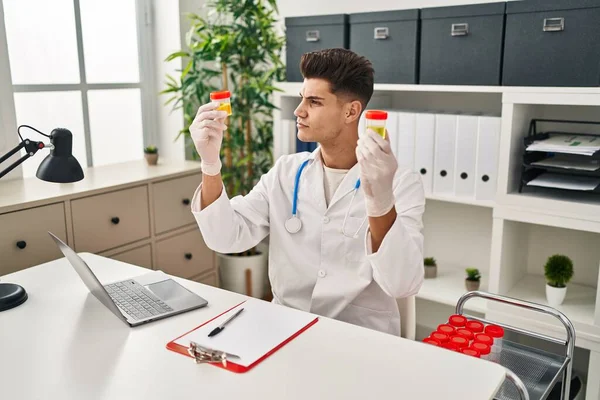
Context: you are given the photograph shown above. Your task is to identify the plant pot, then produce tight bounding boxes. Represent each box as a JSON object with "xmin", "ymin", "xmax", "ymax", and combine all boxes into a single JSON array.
[
  {"xmin": 465, "ymin": 279, "xmax": 480, "ymax": 292},
  {"xmin": 546, "ymin": 284, "xmax": 567, "ymax": 307},
  {"xmin": 217, "ymin": 251, "xmax": 268, "ymax": 299},
  {"xmin": 424, "ymin": 265, "xmax": 437, "ymax": 279},
  {"xmin": 144, "ymin": 153, "xmax": 158, "ymax": 165}
]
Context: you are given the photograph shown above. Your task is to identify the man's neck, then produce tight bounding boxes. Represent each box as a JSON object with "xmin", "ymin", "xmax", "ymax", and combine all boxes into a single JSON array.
[{"xmin": 319, "ymin": 129, "xmax": 359, "ymax": 170}]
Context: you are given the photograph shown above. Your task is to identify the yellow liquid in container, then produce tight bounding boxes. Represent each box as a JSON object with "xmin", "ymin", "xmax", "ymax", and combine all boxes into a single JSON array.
[
  {"xmin": 366, "ymin": 125, "xmax": 386, "ymax": 138},
  {"xmin": 216, "ymin": 102, "xmax": 232, "ymax": 116}
]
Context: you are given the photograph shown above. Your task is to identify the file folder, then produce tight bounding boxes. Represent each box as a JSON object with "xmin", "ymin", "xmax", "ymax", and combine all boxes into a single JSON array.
[
  {"xmin": 166, "ymin": 298, "xmax": 319, "ymax": 373},
  {"xmin": 475, "ymin": 116, "xmax": 501, "ymax": 201},
  {"xmin": 414, "ymin": 113, "xmax": 436, "ymax": 196},
  {"xmin": 397, "ymin": 112, "xmax": 416, "ymax": 171},
  {"xmin": 454, "ymin": 115, "xmax": 479, "ymax": 197},
  {"xmin": 433, "ymin": 114, "xmax": 457, "ymax": 195}
]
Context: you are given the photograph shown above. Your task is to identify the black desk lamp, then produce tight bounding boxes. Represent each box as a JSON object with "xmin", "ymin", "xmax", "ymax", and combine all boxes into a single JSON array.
[{"xmin": 0, "ymin": 125, "xmax": 84, "ymax": 312}]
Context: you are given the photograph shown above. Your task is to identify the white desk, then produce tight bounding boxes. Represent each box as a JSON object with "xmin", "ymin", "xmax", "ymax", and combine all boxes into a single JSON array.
[{"xmin": 0, "ymin": 254, "xmax": 508, "ymax": 400}]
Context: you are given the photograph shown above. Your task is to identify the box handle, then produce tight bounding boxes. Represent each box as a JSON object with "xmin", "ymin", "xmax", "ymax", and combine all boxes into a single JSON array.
[
  {"xmin": 305, "ymin": 30, "xmax": 320, "ymax": 42},
  {"xmin": 373, "ymin": 27, "xmax": 389, "ymax": 40},
  {"xmin": 543, "ymin": 17, "xmax": 564, "ymax": 32},
  {"xmin": 451, "ymin": 23, "xmax": 469, "ymax": 36}
]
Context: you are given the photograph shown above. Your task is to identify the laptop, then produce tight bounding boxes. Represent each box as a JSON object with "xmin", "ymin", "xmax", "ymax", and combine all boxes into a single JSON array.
[{"xmin": 49, "ymin": 232, "xmax": 208, "ymax": 327}]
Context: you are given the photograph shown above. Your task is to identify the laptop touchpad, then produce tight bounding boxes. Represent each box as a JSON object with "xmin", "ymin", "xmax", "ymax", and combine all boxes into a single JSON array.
[{"xmin": 145, "ymin": 279, "xmax": 193, "ymax": 301}]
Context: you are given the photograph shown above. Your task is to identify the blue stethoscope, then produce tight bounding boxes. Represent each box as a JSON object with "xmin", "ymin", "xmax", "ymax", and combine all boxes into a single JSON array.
[{"xmin": 285, "ymin": 159, "xmax": 367, "ymax": 238}]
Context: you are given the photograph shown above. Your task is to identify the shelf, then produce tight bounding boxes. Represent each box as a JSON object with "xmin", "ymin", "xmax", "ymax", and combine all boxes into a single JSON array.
[
  {"xmin": 426, "ymin": 194, "xmax": 495, "ymax": 208},
  {"xmin": 275, "ymin": 82, "xmax": 600, "ymax": 97},
  {"xmin": 417, "ymin": 267, "xmax": 487, "ymax": 313},
  {"xmin": 506, "ymin": 275, "xmax": 596, "ymax": 328}
]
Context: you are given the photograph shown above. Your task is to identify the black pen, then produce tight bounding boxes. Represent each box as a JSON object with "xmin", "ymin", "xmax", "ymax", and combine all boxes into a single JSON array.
[{"xmin": 208, "ymin": 307, "xmax": 244, "ymax": 337}]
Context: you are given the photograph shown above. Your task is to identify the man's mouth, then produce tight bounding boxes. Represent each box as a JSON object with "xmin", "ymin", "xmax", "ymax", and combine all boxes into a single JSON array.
[{"xmin": 297, "ymin": 121, "xmax": 308, "ymax": 128}]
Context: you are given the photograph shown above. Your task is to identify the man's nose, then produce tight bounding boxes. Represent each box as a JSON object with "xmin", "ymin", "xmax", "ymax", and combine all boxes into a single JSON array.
[{"xmin": 294, "ymin": 102, "xmax": 307, "ymax": 118}]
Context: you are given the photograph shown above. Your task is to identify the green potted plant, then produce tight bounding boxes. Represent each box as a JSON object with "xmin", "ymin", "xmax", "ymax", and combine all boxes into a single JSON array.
[
  {"xmin": 424, "ymin": 257, "xmax": 437, "ymax": 279},
  {"xmin": 144, "ymin": 145, "xmax": 158, "ymax": 166},
  {"xmin": 162, "ymin": 0, "xmax": 284, "ymax": 299},
  {"xmin": 544, "ymin": 254, "xmax": 574, "ymax": 307},
  {"xmin": 465, "ymin": 268, "xmax": 481, "ymax": 292}
]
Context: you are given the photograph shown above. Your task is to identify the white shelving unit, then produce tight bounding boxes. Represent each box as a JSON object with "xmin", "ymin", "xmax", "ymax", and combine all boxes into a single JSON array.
[{"xmin": 273, "ymin": 81, "xmax": 600, "ymax": 399}]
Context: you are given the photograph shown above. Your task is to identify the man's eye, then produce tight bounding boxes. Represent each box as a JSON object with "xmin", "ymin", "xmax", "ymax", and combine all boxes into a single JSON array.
[{"xmin": 310, "ymin": 100, "xmax": 319, "ymax": 105}]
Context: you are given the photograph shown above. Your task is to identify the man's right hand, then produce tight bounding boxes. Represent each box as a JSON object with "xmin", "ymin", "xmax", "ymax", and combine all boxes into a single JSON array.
[{"xmin": 190, "ymin": 102, "xmax": 228, "ymax": 176}]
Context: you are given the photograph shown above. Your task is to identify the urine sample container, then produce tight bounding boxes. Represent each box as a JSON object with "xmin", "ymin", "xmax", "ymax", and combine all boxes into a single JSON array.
[
  {"xmin": 461, "ymin": 348, "xmax": 481, "ymax": 358},
  {"xmin": 470, "ymin": 342, "xmax": 491, "ymax": 360},
  {"xmin": 437, "ymin": 324, "xmax": 456, "ymax": 337},
  {"xmin": 485, "ymin": 325, "xmax": 505, "ymax": 353},
  {"xmin": 456, "ymin": 328, "xmax": 474, "ymax": 341},
  {"xmin": 449, "ymin": 314, "xmax": 467, "ymax": 328},
  {"xmin": 474, "ymin": 333, "xmax": 493, "ymax": 348},
  {"xmin": 365, "ymin": 110, "xmax": 388, "ymax": 138},
  {"xmin": 465, "ymin": 320, "xmax": 484, "ymax": 334},
  {"xmin": 441, "ymin": 342, "xmax": 459, "ymax": 351},
  {"xmin": 450, "ymin": 336, "xmax": 469, "ymax": 348},
  {"xmin": 423, "ymin": 337, "xmax": 441, "ymax": 346},
  {"xmin": 210, "ymin": 90, "xmax": 232, "ymax": 116},
  {"xmin": 431, "ymin": 332, "xmax": 450, "ymax": 344}
]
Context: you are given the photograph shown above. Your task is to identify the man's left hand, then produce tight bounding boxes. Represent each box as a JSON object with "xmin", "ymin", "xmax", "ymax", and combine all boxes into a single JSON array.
[{"xmin": 356, "ymin": 129, "xmax": 398, "ymax": 217}]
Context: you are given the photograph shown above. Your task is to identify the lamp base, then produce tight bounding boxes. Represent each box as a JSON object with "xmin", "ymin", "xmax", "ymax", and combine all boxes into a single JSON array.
[{"xmin": 0, "ymin": 282, "xmax": 28, "ymax": 311}]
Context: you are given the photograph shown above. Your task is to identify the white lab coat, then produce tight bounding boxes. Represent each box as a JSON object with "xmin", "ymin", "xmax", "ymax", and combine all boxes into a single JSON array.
[{"xmin": 192, "ymin": 147, "xmax": 425, "ymax": 336}]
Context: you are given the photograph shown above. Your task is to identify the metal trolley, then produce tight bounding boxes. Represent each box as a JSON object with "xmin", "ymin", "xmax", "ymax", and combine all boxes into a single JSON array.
[{"xmin": 456, "ymin": 291, "xmax": 576, "ymax": 400}]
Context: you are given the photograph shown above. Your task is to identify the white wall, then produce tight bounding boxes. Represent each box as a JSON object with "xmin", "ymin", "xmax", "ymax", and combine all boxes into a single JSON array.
[
  {"xmin": 152, "ymin": 0, "xmax": 185, "ymax": 163},
  {"xmin": 277, "ymin": 0, "xmax": 519, "ymax": 17}
]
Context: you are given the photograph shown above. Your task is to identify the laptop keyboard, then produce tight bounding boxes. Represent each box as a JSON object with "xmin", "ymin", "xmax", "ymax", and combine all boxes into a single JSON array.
[{"xmin": 105, "ymin": 280, "xmax": 173, "ymax": 321}]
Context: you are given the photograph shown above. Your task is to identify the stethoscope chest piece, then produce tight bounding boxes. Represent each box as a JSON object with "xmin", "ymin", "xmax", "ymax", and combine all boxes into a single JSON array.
[{"xmin": 285, "ymin": 216, "xmax": 302, "ymax": 234}]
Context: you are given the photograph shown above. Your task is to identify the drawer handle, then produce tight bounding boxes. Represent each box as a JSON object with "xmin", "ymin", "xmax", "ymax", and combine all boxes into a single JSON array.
[
  {"xmin": 461, "ymin": 172, "xmax": 468, "ymax": 180},
  {"xmin": 111, "ymin": 217, "xmax": 120, "ymax": 225},
  {"xmin": 543, "ymin": 17, "xmax": 564, "ymax": 32},
  {"xmin": 374, "ymin": 27, "xmax": 389, "ymax": 40},
  {"xmin": 182, "ymin": 198, "xmax": 191, "ymax": 206},
  {"xmin": 16, "ymin": 240, "xmax": 27, "ymax": 250},
  {"xmin": 440, "ymin": 170, "xmax": 448, "ymax": 177},
  {"xmin": 185, "ymin": 253, "xmax": 193, "ymax": 260},
  {"xmin": 305, "ymin": 30, "xmax": 320, "ymax": 42},
  {"xmin": 451, "ymin": 23, "xmax": 469, "ymax": 37}
]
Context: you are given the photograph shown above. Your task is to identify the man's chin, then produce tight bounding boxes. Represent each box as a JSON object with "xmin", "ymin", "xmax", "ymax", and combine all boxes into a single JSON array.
[{"xmin": 297, "ymin": 130, "xmax": 315, "ymax": 143}]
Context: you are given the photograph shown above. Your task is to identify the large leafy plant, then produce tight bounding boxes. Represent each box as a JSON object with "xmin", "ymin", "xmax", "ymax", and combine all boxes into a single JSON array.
[{"xmin": 162, "ymin": 0, "xmax": 285, "ymax": 196}]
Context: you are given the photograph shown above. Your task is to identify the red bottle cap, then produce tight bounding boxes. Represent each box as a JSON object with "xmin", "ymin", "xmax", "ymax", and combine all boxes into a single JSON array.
[
  {"xmin": 423, "ymin": 337, "xmax": 441, "ymax": 346},
  {"xmin": 474, "ymin": 333, "xmax": 493, "ymax": 346},
  {"xmin": 471, "ymin": 342, "xmax": 491, "ymax": 355},
  {"xmin": 441, "ymin": 342, "xmax": 459, "ymax": 351},
  {"xmin": 431, "ymin": 332, "xmax": 450, "ymax": 343},
  {"xmin": 365, "ymin": 110, "xmax": 388, "ymax": 120},
  {"xmin": 210, "ymin": 90, "xmax": 231, "ymax": 100},
  {"xmin": 485, "ymin": 325, "xmax": 505, "ymax": 338},
  {"xmin": 461, "ymin": 348, "xmax": 481, "ymax": 358},
  {"xmin": 449, "ymin": 314, "xmax": 467, "ymax": 327},
  {"xmin": 456, "ymin": 328, "xmax": 474, "ymax": 341},
  {"xmin": 450, "ymin": 336, "xmax": 469, "ymax": 348},
  {"xmin": 465, "ymin": 320, "xmax": 484, "ymax": 333},
  {"xmin": 437, "ymin": 324, "xmax": 456, "ymax": 336}
]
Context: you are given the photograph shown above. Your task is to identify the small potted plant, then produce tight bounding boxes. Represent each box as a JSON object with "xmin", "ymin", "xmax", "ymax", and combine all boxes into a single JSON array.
[
  {"xmin": 544, "ymin": 254, "xmax": 574, "ymax": 307},
  {"xmin": 465, "ymin": 268, "xmax": 481, "ymax": 291},
  {"xmin": 424, "ymin": 257, "xmax": 437, "ymax": 279},
  {"xmin": 144, "ymin": 145, "xmax": 158, "ymax": 165}
]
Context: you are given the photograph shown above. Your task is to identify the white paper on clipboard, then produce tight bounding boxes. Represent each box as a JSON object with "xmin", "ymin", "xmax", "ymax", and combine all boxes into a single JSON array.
[{"xmin": 174, "ymin": 298, "xmax": 317, "ymax": 367}]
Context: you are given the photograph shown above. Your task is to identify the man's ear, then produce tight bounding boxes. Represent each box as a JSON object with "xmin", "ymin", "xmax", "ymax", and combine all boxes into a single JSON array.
[{"xmin": 344, "ymin": 100, "xmax": 363, "ymax": 124}]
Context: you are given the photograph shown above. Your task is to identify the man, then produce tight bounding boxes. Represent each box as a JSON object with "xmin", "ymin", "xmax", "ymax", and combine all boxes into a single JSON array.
[{"xmin": 190, "ymin": 48, "xmax": 425, "ymax": 336}]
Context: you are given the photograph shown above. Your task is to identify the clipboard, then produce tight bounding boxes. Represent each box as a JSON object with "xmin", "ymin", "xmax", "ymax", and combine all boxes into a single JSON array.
[{"xmin": 166, "ymin": 299, "xmax": 319, "ymax": 373}]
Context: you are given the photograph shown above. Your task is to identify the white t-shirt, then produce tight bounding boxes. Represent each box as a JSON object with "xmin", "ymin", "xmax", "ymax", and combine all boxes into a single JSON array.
[{"xmin": 323, "ymin": 164, "xmax": 349, "ymax": 207}]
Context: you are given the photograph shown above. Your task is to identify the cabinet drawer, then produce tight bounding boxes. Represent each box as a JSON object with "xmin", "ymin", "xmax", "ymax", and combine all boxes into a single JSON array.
[
  {"xmin": 71, "ymin": 186, "xmax": 150, "ymax": 253},
  {"xmin": 152, "ymin": 174, "xmax": 200, "ymax": 234},
  {"xmin": 155, "ymin": 229, "xmax": 214, "ymax": 279},
  {"xmin": 108, "ymin": 244, "xmax": 152, "ymax": 269},
  {"xmin": 0, "ymin": 203, "xmax": 67, "ymax": 275},
  {"xmin": 193, "ymin": 271, "xmax": 218, "ymax": 287}
]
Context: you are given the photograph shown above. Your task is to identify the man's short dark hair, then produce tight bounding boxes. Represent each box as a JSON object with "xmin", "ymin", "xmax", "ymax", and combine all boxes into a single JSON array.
[{"xmin": 299, "ymin": 48, "xmax": 374, "ymax": 111}]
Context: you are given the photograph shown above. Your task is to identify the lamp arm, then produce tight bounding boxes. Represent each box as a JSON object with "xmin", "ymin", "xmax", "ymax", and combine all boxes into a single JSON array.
[{"xmin": 0, "ymin": 139, "xmax": 46, "ymax": 179}]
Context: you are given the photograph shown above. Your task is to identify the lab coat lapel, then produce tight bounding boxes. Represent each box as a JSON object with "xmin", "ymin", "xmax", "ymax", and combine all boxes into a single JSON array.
[
  {"xmin": 327, "ymin": 164, "xmax": 360, "ymax": 210},
  {"xmin": 306, "ymin": 148, "xmax": 327, "ymax": 215}
]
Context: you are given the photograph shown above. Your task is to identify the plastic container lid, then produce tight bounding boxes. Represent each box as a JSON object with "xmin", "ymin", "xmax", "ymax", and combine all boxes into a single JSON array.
[
  {"xmin": 423, "ymin": 337, "xmax": 441, "ymax": 346},
  {"xmin": 210, "ymin": 90, "xmax": 231, "ymax": 100},
  {"xmin": 474, "ymin": 333, "xmax": 493, "ymax": 346},
  {"xmin": 365, "ymin": 110, "xmax": 388, "ymax": 120},
  {"xmin": 471, "ymin": 342, "xmax": 491, "ymax": 355},
  {"xmin": 437, "ymin": 324, "xmax": 456, "ymax": 336},
  {"xmin": 465, "ymin": 320, "xmax": 484, "ymax": 333},
  {"xmin": 461, "ymin": 348, "xmax": 481, "ymax": 358},
  {"xmin": 431, "ymin": 332, "xmax": 450, "ymax": 343},
  {"xmin": 449, "ymin": 314, "xmax": 467, "ymax": 327},
  {"xmin": 456, "ymin": 328, "xmax": 474, "ymax": 341},
  {"xmin": 441, "ymin": 342, "xmax": 459, "ymax": 351},
  {"xmin": 450, "ymin": 336, "xmax": 469, "ymax": 348},
  {"xmin": 485, "ymin": 325, "xmax": 505, "ymax": 338}
]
